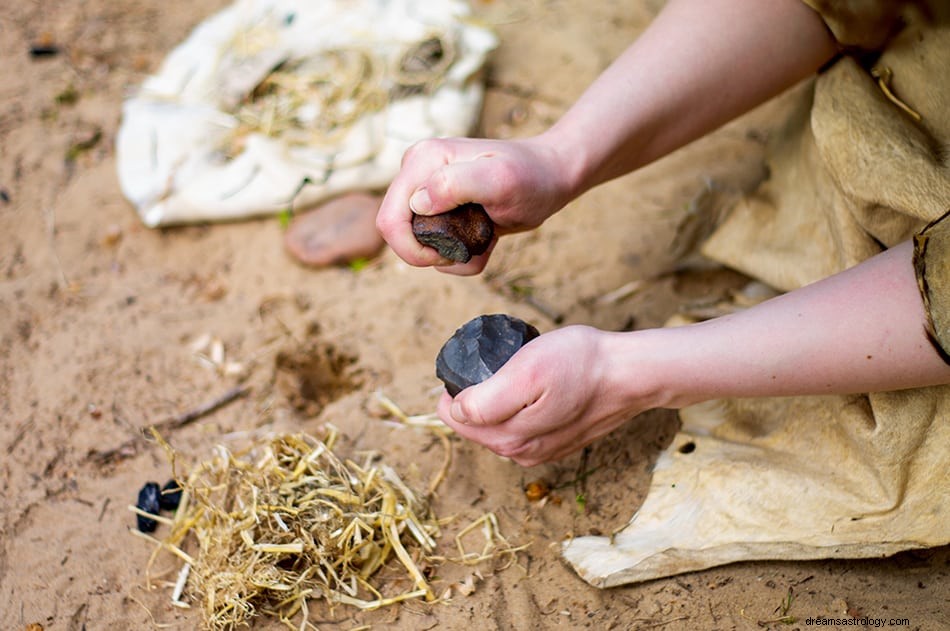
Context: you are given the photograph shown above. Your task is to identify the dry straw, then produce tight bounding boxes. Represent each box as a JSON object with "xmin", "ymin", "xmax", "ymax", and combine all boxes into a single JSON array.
[{"xmin": 133, "ymin": 395, "xmax": 524, "ymax": 630}]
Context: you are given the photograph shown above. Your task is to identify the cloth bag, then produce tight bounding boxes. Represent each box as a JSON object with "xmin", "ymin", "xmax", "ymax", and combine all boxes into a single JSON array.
[{"xmin": 116, "ymin": 0, "xmax": 496, "ymax": 227}]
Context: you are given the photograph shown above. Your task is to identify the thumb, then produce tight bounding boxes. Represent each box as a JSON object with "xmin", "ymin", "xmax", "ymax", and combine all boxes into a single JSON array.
[
  {"xmin": 448, "ymin": 353, "xmax": 539, "ymax": 426},
  {"xmin": 410, "ymin": 158, "xmax": 504, "ymax": 217}
]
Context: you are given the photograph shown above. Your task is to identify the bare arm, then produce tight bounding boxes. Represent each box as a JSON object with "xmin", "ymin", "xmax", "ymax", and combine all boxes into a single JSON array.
[
  {"xmin": 635, "ymin": 242, "xmax": 950, "ymax": 407},
  {"xmin": 443, "ymin": 242, "xmax": 950, "ymax": 465},
  {"xmin": 546, "ymin": 0, "xmax": 839, "ymax": 195},
  {"xmin": 378, "ymin": 0, "xmax": 838, "ymax": 271}
]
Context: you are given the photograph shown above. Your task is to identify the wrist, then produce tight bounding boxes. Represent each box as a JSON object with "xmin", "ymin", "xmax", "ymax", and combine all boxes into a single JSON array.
[
  {"xmin": 597, "ymin": 329, "xmax": 672, "ymax": 411},
  {"xmin": 530, "ymin": 126, "xmax": 595, "ymax": 204},
  {"xmin": 537, "ymin": 105, "xmax": 658, "ymax": 198},
  {"xmin": 599, "ymin": 326, "xmax": 713, "ymax": 412}
]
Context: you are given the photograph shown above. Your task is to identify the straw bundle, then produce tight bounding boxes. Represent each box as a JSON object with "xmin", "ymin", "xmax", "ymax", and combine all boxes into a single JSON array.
[{"xmin": 142, "ymin": 427, "xmax": 442, "ymax": 630}]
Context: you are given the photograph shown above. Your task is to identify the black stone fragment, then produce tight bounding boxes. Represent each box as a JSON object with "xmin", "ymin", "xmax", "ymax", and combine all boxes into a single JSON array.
[
  {"xmin": 411, "ymin": 203, "xmax": 494, "ymax": 263},
  {"xmin": 436, "ymin": 314, "xmax": 540, "ymax": 397},
  {"xmin": 136, "ymin": 481, "xmax": 162, "ymax": 532},
  {"xmin": 159, "ymin": 479, "xmax": 183, "ymax": 511},
  {"xmin": 29, "ymin": 44, "xmax": 61, "ymax": 58}
]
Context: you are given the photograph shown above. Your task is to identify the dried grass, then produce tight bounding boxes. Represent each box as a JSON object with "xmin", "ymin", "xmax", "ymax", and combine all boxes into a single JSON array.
[
  {"xmin": 228, "ymin": 35, "xmax": 454, "ymax": 154},
  {"xmin": 135, "ymin": 396, "xmax": 524, "ymax": 630}
]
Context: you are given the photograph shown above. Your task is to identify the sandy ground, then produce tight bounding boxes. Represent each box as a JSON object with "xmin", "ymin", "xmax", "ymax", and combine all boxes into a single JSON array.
[{"xmin": 1, "ymin": 0, "xmax": 948, "ymax": 629}]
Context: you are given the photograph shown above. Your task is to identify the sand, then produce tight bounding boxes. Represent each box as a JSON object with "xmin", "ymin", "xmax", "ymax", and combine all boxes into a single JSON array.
[{"xmin": 1, "ymin": 0, "xmax": 947, "ymax": 629}]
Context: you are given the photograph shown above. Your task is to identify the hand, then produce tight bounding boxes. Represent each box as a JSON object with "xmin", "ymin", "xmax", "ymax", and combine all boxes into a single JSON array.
[
  {"xmin": 436, "ymin": 326, "xmax": 660, "ymax": 466},
  {"xmin": 432, "ymin": 241, "xmax": 950, "ymax": 465},
  {"xmin": 376, "ymin": 135, "xmax": 576, "ymax": 275}
]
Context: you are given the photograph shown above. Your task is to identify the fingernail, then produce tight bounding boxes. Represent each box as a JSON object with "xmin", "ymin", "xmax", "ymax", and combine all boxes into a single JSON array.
[
  {"xmin": 450, "ymin": 400, "xmax": 470, "ymax": 425},
  {"xmin": 409, "ymin": 187, "xmax": 432, "ymax": 214}
]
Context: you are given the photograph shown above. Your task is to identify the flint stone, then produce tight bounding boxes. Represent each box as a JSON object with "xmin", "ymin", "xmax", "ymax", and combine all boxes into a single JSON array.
[
  {"xmin": 160, "ymin": 479, "xmax": 183, "ymax": 511},
  {"xmin": 411, "ymin": 203, "xmax": 494, "ymax": 263},
  {"xmin": 136, "ymin": 481, "xmax": 162, "ymax": 532},
  {"xmin": 436, "ymin": 314, "xmax": 540, "ymax": 397}
]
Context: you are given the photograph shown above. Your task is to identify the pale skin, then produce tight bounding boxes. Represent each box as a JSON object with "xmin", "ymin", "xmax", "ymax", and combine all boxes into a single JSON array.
[{"xmin": 376, "ymin": 0, "xmax": 950, "ymax": 466}]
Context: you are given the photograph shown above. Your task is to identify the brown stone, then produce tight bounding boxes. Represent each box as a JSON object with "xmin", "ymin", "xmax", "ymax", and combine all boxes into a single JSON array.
[
  {"xmin": 411, "ymin": 203, "xmax": 494, "ymax": 263},
  {"xmin": 284, "ymin": 193, "xmax": 385, "ymax": 267}
]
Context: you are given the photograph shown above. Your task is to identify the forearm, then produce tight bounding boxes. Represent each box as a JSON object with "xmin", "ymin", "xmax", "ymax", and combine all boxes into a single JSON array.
[
  {"xmin": 540, "ymin": 0, "xmax": 838, "ymax": 197},
  {"xmin": 610, "ymin": 242, "xmax": 950, "ymax": 408}
]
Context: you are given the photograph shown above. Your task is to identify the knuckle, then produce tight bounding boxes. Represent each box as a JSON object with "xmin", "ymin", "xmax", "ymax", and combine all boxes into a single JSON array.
[
  {"xmin": 374, "ymin": 210, "xmax": 391, "ymax": 233},
  {"xmin": 427, "ymin": 167, "xmax": 453, "ymax": 198},
  {"xmin": 491, "ymin": 438, "xmax": 532, "ymax": 459},
  {"xmin": 401, "ymin": 140, "xmax": 427, "ymax": 164},
  {"xmin": 512, "ymin": 455, "xmax": 542, "ymax": 467},
  {"xmin": 489, "ymin": 159, "xmax": 522, "ymax": 201},
  {"xmin": 455, "ymin": 397, "xmax": 485, "ymax": 425},
  {"xmin": 404, "ymin": 138, "xmax": 445, "ymax": 164}
]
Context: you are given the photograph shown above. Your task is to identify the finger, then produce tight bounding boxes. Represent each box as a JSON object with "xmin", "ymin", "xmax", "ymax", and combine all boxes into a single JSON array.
[
  {"xmin": 412, "ymin": 155, "xmax": 514, "ymax": 218},
  {"xmin": 440, "ymin": 386, "xmax": 622, "ymax": 465},
  {"xmin": 376, "ymin": 207, "xmax": 447, "ymax": 267},
  {"xmin": 448, "ymin": 347, "xmax": 542, "ymax": 426},
  {"xmin": 439, "ymin": 400, "xmax": 573, "ymax": 465},
  {"xmin": 377, "ymin": 177, "xmax": 453, "ymax": 268},
  {"xmin": 509, "ymin": 410, "xmax": 634, "ymax": 467},
  {"xmin": 432, "ymin": 239, "xmax": 496, "ymax": 276},
  {"xmin": 380, "ymin": 139, "xmax": 503, "ymax": 266},
  {"xmin": 439, "ymin": 403, "xmax": 534, "ymax": 462}
]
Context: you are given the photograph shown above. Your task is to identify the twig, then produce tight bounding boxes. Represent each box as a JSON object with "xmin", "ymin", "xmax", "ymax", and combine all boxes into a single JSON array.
[
  {"xmin": 427, "ymin": 431, "xmax": 453, "ymax": 496},
  {"xmin": 151, "ymin": 385, "xmax": 251, "ymax": 433},
  {"xmin": 641, "ymin": 616, "xmax": 690, "ymax": 629},
  {"xmin": 87, "ymin": 386, "xmax": 251, "ymax": 466},
  {"xmin": 98, "ymin": 497, "xmax": 110, "ymax": 522},
  {"xmin": 872, "ymin": 65, "xmax": 922, "ymax": 121},
  {"xmin": 757, "ymin": 616, "xmax": 797, "ymax": 627},
  {"xmin": 577, "ymin": 447, "xmax": 591, "ymax": 497},
  {"xmin": 597, "ymin": 280, "xmax": 645, "ymax": 305}
]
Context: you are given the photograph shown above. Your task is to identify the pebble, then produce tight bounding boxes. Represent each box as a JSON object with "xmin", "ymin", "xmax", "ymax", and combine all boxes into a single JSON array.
[
  {"xmin": 411, "ymin": 203, "xmax": 493, "ymax": 263},
  {"xmin": 283, "ymin": 193, "xmax": 385, "ymax": 267},
  {"xmin": 159, "ymin": 479, "xmax": 183, "ymax": 511},
  {"xmin": 136, "ymin": 481, "xmax": 161, "ymax": 532}
]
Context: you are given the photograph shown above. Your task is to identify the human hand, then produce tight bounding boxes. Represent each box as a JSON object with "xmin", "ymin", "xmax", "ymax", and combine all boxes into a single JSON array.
[
  {"xmin": 376, "ymin": 135, "xmax": 576, "ymax": 275},
  {"xmin": 436, "ymin": 326, "xmax": 661, "ymax": 466}
]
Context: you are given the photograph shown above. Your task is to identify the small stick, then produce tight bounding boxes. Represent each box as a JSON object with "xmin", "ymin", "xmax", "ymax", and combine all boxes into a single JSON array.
[
  {"xmin": 427, "ymin": 431, "xmax": 452, "ymax": 496},
  {"xmin": 152, "ymin": 385, "xmax": 251, "ymax": 433},
  {"xmin": 88, "ymin": 386, "xmax": 250, "ymax": 465},
  {"xmin": 171, "ymin": 563, "xmax": 191, "ymax": 604},
  {"xmin": 576, "ymin": 446, "xmax": 591, "ymax": 498},
  {"xmin": 128, "ymin": 504, "xmax": 175, "ymax": 526},
  {"xmin": 872, "ymin": 66, "xmax": 922, "ymax": 121},
  {"xmin": 641, "ymin": 616, "xmax": 690, "ymax": 629},
  {"xmin": 128, "ymin": 528, "xmax": 196, "ymax": 565},
  {"xmin": 97, "ymin": 497, "xmax": 110, "ymax": 522},
  {"xmin": 597, "ymin": 280, "xmax": 645, "ymax": 305}
]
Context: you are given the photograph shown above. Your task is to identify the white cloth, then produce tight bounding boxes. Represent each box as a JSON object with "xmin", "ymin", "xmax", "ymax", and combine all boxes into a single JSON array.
[{"xmin": 116, "ymin": 0, "xmax": 496, "ymax": 226}]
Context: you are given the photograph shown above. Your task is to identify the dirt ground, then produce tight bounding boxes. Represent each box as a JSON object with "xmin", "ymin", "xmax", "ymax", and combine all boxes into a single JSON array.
[{"xmin": 1, "ymin": 0, "xmax": 948, "ymax": 629}]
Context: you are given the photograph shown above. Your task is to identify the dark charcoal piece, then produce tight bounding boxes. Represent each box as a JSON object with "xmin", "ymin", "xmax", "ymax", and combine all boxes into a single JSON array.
[
  {"xmin": 136, "ymin": 481, "xmax": 162, "ymax": 532},
  {"xmin": 436, "ymin": 314, "xmax": 540, "ymax": 397},
  {"xmin": 411, "ymin": 203, "xmax": 494, "ymax": 263},
  {"xmin": 159, "ymin": 479, "xmax": 183, "ymax": 511},
  {"xmin": 29, "ymin": 44, "xmax": 61, "ymax": 58}
]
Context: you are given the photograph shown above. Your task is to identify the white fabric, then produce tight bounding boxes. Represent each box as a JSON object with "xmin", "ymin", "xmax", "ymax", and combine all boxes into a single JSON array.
[{"xmin": 116, "ymin": 0, "xmax": 496, "ymax": 226}]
